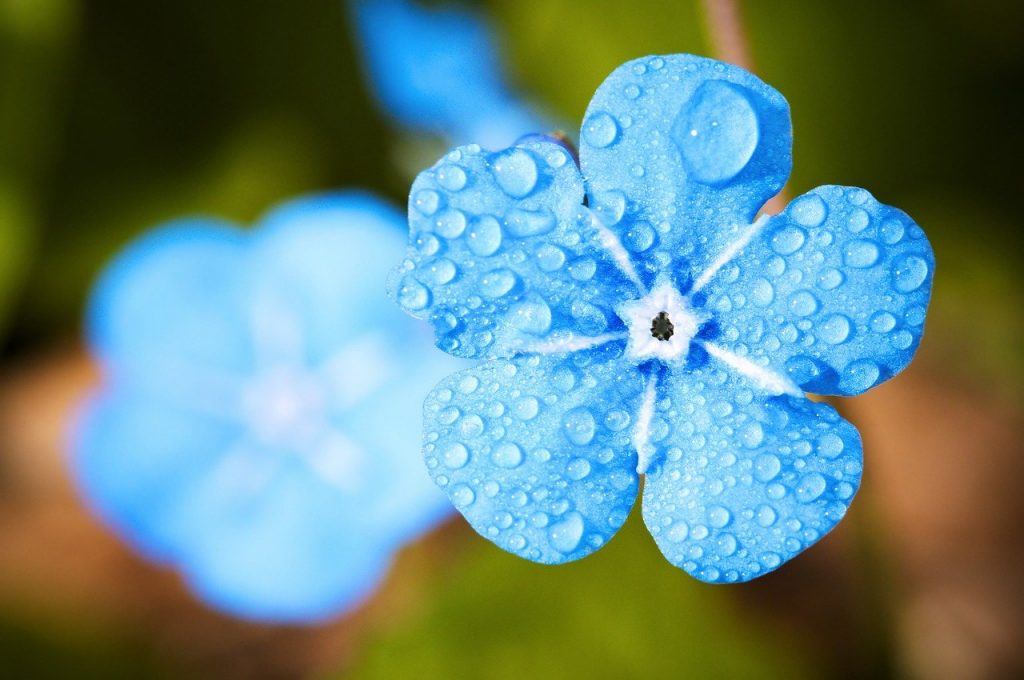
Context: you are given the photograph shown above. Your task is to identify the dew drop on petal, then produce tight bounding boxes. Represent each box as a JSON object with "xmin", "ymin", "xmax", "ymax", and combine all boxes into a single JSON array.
[
  {"xmin": 892, "ymin": 254, "xmax": 929, "ymax": 292},
  {"xmin": 443, "ymin": 443, "xmax": 469, "ymax": 469},
  {"xmin": 397, "ymin": 275, "xmax": 430, "ymax": 311},
  {"xmin": 467, "ymin": 216, "xmax": 503, "ymax": 256},
  {"xmin": 548, "ymin": 512, "xmax": 585, "ymax": 553},
  {"xmin": 492, "ymin": 442, "xmax": 524, "ymax": 468},
  {"xmin": 492, "ymin": 148, "xmax": 539, "ymax": 198},
  {"xmin": 563, "ymin": 407, "xmax": 597, "ymax": 446},
  {"xmin": 673, "ymin": 80, "xmax": 759, "ymax": 185},
  {"xmin": 789, "ymin": 194, "xmax": 828, "ymax": 228},
  {"xmin": 771, "ymin": 226, "xmax": 807, "ymax": 255},
  {"xmin": 582, "ymin": 111, "xmax": 620, "ymax": 148},
  {"xmin": 451, "ymin": 484, "xmax": 476, "ymax": 507},
  {"xmin": 796, "ymin": 473, "xmax": 827, "ymax": 503},
  {"xmin": 819, "ymin": 314, "xmax": 852, "ymax": 345},
  {"xmin": 843, "ymin": 239, "xmax": 881, "ymax": 268}
]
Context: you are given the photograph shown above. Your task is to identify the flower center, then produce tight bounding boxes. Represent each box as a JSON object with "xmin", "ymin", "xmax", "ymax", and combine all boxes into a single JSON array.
[
  {"xmin": 650, "ymin": 311, "xmax": 674, "ymax": 341},
  {"xmin": 616, "ymin": 281, "xmax": 704, "ymax": 365}
]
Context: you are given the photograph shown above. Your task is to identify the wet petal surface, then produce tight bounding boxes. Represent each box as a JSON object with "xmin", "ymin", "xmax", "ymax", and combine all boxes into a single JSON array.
[
  {"xmin": 423, "ymin": 350, "xmax": 644, "ymax": 563},
  {"xmin": 642, "ymin": 366, "xmax": 862, "ymax": 582},
  {"xmin": 701, "ymin": 185, "xmax": 934, "ymax": 395}
]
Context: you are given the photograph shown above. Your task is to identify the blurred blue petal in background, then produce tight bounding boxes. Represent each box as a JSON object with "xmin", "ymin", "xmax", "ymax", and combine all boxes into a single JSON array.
[
  {"xmin": 70, "ymin": 193, "xmax": 463, "ymax": 622},
  {"xmin": 352, "ymin": 0, "xmax": 546, "ymax": 149}
]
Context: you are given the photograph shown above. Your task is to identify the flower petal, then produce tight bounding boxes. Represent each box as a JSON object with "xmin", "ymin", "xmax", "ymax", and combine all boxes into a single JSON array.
[
  {"xmin": 88, "ymin": 223, "xmax": 254, "ymax": 387},
  {"xmin": 352, "ymin": 0, "xmax": 541, "ymax": 149},
  {"xmin": 580, "ymin": 54, "xmax": 791, "ymax": 283},
  {"xmin": 394, "ymin": 140, "xmax": 640, "ymax": 358},
  {"xmin": 422, "ymin": 350, "xmax": 644, "ymax": 563},
  {"xmin": 701, "ymin": 185, "xmax": 934, "ymax": 395},
  {"xmin": 642, "ymin": 368, "xmax": 863, "ymax": 582}
]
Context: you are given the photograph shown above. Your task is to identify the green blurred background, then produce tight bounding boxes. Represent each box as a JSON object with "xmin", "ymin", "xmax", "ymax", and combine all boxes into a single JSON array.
[{"xmin": 0, "ymin": 0, "xmax": 1021, "ymax": 678}]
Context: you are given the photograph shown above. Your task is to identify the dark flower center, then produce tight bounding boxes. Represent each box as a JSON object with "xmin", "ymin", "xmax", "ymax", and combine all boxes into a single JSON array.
[{"xmin": 650, "ymin": 311, "xmax": 674, "ymax": 341}]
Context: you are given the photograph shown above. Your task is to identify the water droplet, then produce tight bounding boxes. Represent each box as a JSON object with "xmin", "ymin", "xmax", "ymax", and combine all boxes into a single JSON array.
[
  {"xmin": 673, "ymin": 80, "xmax": 759, "ymax": 185},
  {"xmin": 771, "ymin": 226, "xmax": 807, "ymax": 255},
  {"xmin": 480, "ymin": 269, "xmax": 518, "ymax": 298},
  {"xmin": 535, "ymin": 243, "xmax": 566, "ymax": 271},
  {"xmin": 790, "ymin": 194, "xmax": 828, "ymax": 227},
  {"xmin": 492, "ymin": 442, "xmax": 524, "ymax": 468},
  {"xmin": 891, "ymin": 329, "xmax": 914, "ymax": 349},
  {"xmin": 819, "ymin": 314, "xmax": 852, "ymax": 345},
  {"xmin": 592, "ymin": 189, "xmax": 627, "ymax": 226},
  {"xmin": 625, "ymin": 84, "xmax": 641, "ymax": 99},
  {"xmin": 568, "ymin": 258, "xmax": 597, "ymax": 281},
  {"xmin": 513, "ymin": 396, "xmax": 539, "ymax": 420},
  {"xmin": 816, "ymin": 433, "xmax": 845, "ymax": 459},
  {"xmin": 510, "ymin": 297, "xmax": 552, "ymax": 335},
  {"xmin": 843, "ymin": 360, "xmax": 880, "ymax": 392},
  {"xmin": 422, "ymin": 258, "xmax": 456, "ymax": 285},
  {"xmin": 451, "ymin": 484, "xmax": 475, "ymax": 507},
  {"xmin": 750, "ymin": 278, "xmax": 775, "ymax": 306},
  {"xmin": 436, "ymin": 164, "xmax": 467, "ymax": 191},
  {"xmin": 754, "ymin": 453, "xmax": 782, "ymax": 482},
  {"xmin": 847, "ymin": 208, "xmax": 870, "ymax": 232},
  {"xmin": 667, "ymin": 521, "xmax": 689, "ymax": 542},
  {"xmin": 492, "ymin": 148, "xmax": 539, "ymax": 198},
  {"xmin": 817, "ymin": 267, "xmax": 845, "ymax": 290},
  {"xmin": 566, "ymin": 458, "xmax": 592, "ymax": 480},
  {"xmin": 467, "ymin": 215, "xmax": 502, "ymax": 256},
  {"xmin": 741, "ymin": 422, "xmax": 765, "ymax": 448},
  {"xmin": 604, "ymin": 409, "xmax": 631, "ymax": 431},
  {"xmin": 458, "ymin": 415, "xmax": 485, "ymax": 439},
  {"xmin": 843, "ymin": 239, "xmax": 881, "ymax": 268},
  {"xmin": 756, "ymin": 504, "xmax": 777, "ymax": 527},
  {"xmin": 415, "ymin": 233, "xmax": 440, "ymax": 256},
  {"xmin": 457, "ymin": 375, "xmax": 479, "ymax": 394},
  {"xmin": 716, "ymin": 533, "xmax": 738, "ymax": 556},
  {"xmin": 563, "ymin": 407, "xmax": 597, "ymax": 446},
  {"xmin": 796, "ymin": 473, "xmax": 827, "ymax": 502},
  {"xmin": 870, "ymin": 311, "xmax": 896, "ymax": 333},
  {"xmin": 397, "ymin": 275, "xmax": 430, "ymax": 311},
  {"xmin": 505, "ymin": 208, "xmax": 555, "ymax": 237},
  {"xmin": 879, "ymin": 218, "xmax": 905, "ymax": 244},
  {"xmin": 788, "ymin": 290, "xmax": 819, "ymax": 317},
  {"xmin": 548, "ymin": 511, "xmax": 585, "ymax": 553},
  {"xmin": 624, "ymin": 221, "xmax": 655, "ymax": 252},
  {"xmin": 434, "ymin": 208, "xmax": 467, "ymax": 238},
  {"xmin": 708, "ymin": 505, "xmax": 732, "ymax": 528},
  {"xmin": 892, "ymin": 254, "xmax": 929, "ymax": 292},
  {"xmin": 582, "ymin": 111, "xmax": 620, "ymax": 148},
  {"xmin": 413, "ymin": 189, "xmax": 441, "ymax": 215},
  {"xmin": 443, "ymin": 443, "xmax": 469, "ymax": 469}
]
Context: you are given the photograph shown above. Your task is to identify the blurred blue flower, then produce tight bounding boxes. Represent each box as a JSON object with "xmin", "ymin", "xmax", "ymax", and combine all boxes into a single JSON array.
[
  {"xmin": 72, "ymin": 193, "xmax": 463, "ymax": 621},
  {"xmin": 352, "ymin": 0, "xmax": 543, "ymax": 149},
  {"xmin": 392, "ymin": 54, "xmax": 934, "ymax": 582}
]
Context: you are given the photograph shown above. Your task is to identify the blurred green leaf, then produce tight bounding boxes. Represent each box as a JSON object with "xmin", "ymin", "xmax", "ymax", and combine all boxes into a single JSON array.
[{"xmin": 345, "ymin": 516, "xmax": 811, "ymax": 680}]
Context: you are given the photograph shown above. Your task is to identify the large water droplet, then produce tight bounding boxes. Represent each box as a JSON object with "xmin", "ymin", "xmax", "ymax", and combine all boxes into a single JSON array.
[
  {"xmin": 513, "ymin": 396, "xmax": 539, "ymax": 420},
  {"xmin": 563, "ymin": 407, "xmax": 597, "ymax": 446},
  {"xmin": 708, "ymin": 505, "xmax": 732, "ymax": 528},
  {"xmin": 667, "ymin": 521, "xmax": 689, "ymax": 543},
  {"xmin": 673, "ymin": 80, "xmax": 760, "ymax": 185},
  {"xmin": 397, "ymin": 275, "xmax": 430, "ymax": 311},
  {"xmin": 592, "ymin": 189, "xmax": 627, "ymax": 226},
  {"xmin": 796, "ymin": 473, "xmax": 827, "ymax": 503},
  {"xmin": 750, "ymin": 278, "xmax": 775, "ymax": 306},
  {"xmin": 788, "ymin": 290, "xmax": 819, "ymax": 317},
  {"xmin": 755, "ymin": 504, "xmax": 777, "ymax": 527},
  {"xmin": 740, "ymin": 422, "xmax": 765, "ymax": 448},
  {"xmin": 754, "ymin": 453, "xmax": 781, "ymax": 482},
  {"xmin": 413, "ymin": 189, "xmax": 441, "ymax": 216},
  {"xmin": 582, "ymin": 111, "xmax": 620, "ymax": 148},
  {"xmin": 843, "ymin": 239, "xmax": 881, "ymax": 268},
  {"xmin": 816, "ymin": 433, "xmax": 845, "ymax": 459},
  {"xmin": 510, "ymin": 296, "xmax": 552, "ymax": 335},
  {"xmin": 492, "ymin": 148, "xmax": 539, "ymax": 198},
  {"xmin": 790, "ymin": 194, "xmax": 828, "ymax": 227},
  {"xmin": 892, "ymin": 254, "xmax": 929, "ymax": 292},
  {"xmin": 549, "ymin": 512, "xmax": 585, "ymax": 553},
  {"xmin": 436, "ymin": 164, "xmax": 467, "ymax": 191},
  {"xmin": 443, "ymin": 443, "xmax": 469, "ymax": 469},
  {"xmin": 434, "ymin": 208, "xmax": 467, "ymax": 238},
  {"xmin": 843, "ymin": 360, "xmax": 880, "ymax": 392},
  {"xmin": 421, "ymin": 258, "xmax": 456, "ymax": 285},
  {"xmin": 451, "ymin": 484, "xmax": 476, "ymax": 507},
  {"xmin": 566, "ymin": 458, "xmax": 592, "ymax": 480},
  {"xmin": 535, "ymin": 243, "xmax": 566, "ymax": 271},
  {"xmin": 505, "ymin": 208, "xmax": 556, "ymax": 238},
  {"xmin": 819, "ymin": 314, "xmax": 852, "ymax": 345},
  {"xmin": 771, "ymin": 226, "xmax": 807, "ymax": 255},
  {"xmin": 492, "ymin": 442, "xmax": 524, "ymax": 468},
  {"xmin": 467, "ymin": 215, "xmax": 503, "ymax": 256},
  {"xmin": 479, "ymin": 269, "xmax": 518, "ymax": 298}
]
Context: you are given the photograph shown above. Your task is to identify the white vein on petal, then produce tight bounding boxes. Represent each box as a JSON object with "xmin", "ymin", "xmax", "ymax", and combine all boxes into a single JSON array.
[
  {"xmin": 691, "ymin": 215, "xmax": 770, "ymax": 294},
  {"xmin": 590, "ymin": 217, "xmax": 647, "ymax": 295},
  {"xmin": 521, "ymin": 332, "xmax": 626, "ymax": 355},
  {"xmin": 700, "ymin": 341, "xmax": 803, "ymax": 397},
  {"xmin": 633, "ymin": 372, "xmax": 659, "ymax": 474}
]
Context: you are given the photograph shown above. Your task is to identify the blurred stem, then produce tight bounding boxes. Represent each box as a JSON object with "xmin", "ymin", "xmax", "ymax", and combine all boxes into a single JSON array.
[{"xmin": 698, "ymin": 0, "xmax": 787, "ymax": 214}]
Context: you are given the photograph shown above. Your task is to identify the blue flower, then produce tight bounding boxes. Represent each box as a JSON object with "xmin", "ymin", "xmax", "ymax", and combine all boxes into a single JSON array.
[
  {"xmin": 71, "ymin": 193, "xmax": 464, "ymax": 621},
  {"xmin": 352, "ymin": 0, "xmax": 543, "ymax": 149},
  {"xmin": 392, "ymin": 54, "xmax": 934, "ymax": 582}
]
